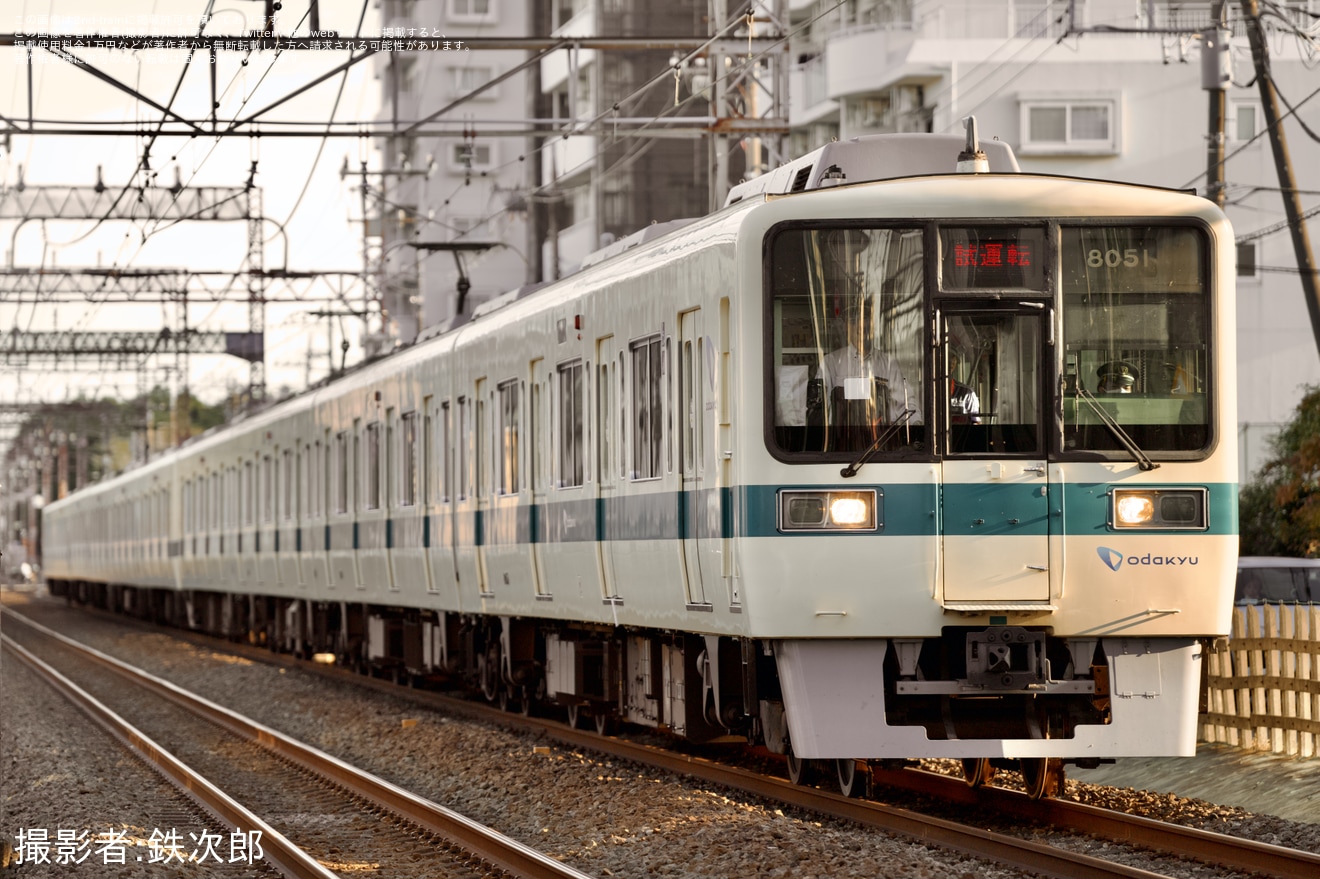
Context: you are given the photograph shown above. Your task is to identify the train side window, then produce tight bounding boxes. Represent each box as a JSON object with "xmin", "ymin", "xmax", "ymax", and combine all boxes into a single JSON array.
[
  {"xmin": 619, "ymin": 352, "xmax": 628, "ymax": 480},
  {"xmin": 282, "ymin": 449, "xmax": 293, "ymax": 521},
  {"xmin": 680, "ymin": 339, "xmax": 694, "ymax": 472},
  {"xmin": 243, "ymin": 460, "xmax": 254, "ymax": 527},
  {"xmin": 440, "ymin": 400, "xmax": 451, "ymax": 503},
  {"xmin": 423, "ymin": 404, "xmax": 435, "ymax": 505},
  {"xmin": 323, "ymin": 432, "xmax": 332, "ymax": 518},
  {"xmin": 598, "ymin": 361, "xmax": 612, "ymax": 484},
  {"xmin": 497, "ymin": 379, "xmax": 520, "ymax": 495},
  {"xmin": 530, "ymin": 377, "xmax": 543, "ymax": 492},
  {"xmin": 401, "ymin": 410, "xmax": 418, "ymax": 507},
  {"xmin": 458, "ymin": 396, "xmax": 469, "ymax": 500},
  {"xmin": 300, "ymin": 445, "xmax": 310, "ymax": 521},
  {"xmin": 666, "ymin": 337, "xmax": 673, "ymax": 474},
  {"xmin": 336, "ymin": 431, "xmax": 349, "ymax": 514},
  {"xmin": 307, "ymin": 441, "xmax": 317, "ymax": 520},
  {"xmin": 385, "ymin": 409, "xmax": 395, "ymax": 509},
  {"xmin": 630, "ymin": 335, "xmax": 663, "ymax": 480},
  {"xmin": 476, "ymin": 387, "xmax": 487, "ymax": 499},
  {"xmin": 558, "ymin": 360, "xmax": 584, "ymax": 488},
  {"xmin": 263, "ymin": 454, "xmax": 274, "ymax": 524},
  {"xmin": 365, "ymin": 420, "xmax": 381, "ymax": 511}
]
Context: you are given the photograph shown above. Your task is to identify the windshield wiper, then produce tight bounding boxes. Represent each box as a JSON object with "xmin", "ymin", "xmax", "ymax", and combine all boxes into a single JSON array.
[
  {"xmin": 841, "ymin": 408, "xmax": 917, "ymax": 478},
  {"xmin": 1074, "ymin": 386, "xmax": 1159, "ymax": 471}
]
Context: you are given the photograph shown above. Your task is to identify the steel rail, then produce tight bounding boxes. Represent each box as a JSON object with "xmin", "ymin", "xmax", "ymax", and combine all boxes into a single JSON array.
[
  {"xmin": 3, "ymin": 609, "xmax": 596, "ymax": 879},
  {"xmin": 30, "ymin": 601, "xmax": 1320, "ymax": 879},
  {"xmin": 868, "ymin": 765, "xmax": 1320, "ymax": 879},
  {"xmin": 0, "ymin": 633, "xmax": 336, "ymax": 879}
]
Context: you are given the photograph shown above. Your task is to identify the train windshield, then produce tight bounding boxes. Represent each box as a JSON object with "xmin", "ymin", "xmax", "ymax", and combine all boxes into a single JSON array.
[
  {"xmin": 766, "ymin": 222, "xmax": 1213, "ymax": 460},
  {"xmin": 768, "ymin": 226, "xmax": 927, "ymax": 456},
  {"xmin": 1061, "ymin": 225, "xmax": 1210, "ymax": 454}
]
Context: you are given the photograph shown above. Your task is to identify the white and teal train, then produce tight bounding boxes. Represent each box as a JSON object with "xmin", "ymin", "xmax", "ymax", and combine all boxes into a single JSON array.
[{"xmin": 42, "ymin": 128, "xmax": 1238, "ymax": 798}]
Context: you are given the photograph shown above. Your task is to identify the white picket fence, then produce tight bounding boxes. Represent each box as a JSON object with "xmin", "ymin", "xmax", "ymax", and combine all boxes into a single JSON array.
[{"xmin": 1202, "ymin": 604, "xmax": 1320, "ymax": 758}]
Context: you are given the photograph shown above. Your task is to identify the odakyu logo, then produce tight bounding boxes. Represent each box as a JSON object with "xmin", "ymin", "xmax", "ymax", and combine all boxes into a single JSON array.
[
  {"xmin": 1096, "ymin": 547, "xmax": 1199, "ymax": 572},
  {"xmin": 1097, "ymin": 547, "xmax": 1124, "ymax": 571}
]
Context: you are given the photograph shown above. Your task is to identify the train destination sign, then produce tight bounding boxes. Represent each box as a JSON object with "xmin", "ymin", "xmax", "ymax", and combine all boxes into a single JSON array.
[{"xmin": 939, "ymin": 226, "xmax": 1046, "ymax": 290}]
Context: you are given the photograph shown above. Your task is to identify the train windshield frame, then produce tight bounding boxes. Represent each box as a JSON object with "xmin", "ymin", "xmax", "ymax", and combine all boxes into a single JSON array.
[{"xmin": 764, "ymin": 219, "xmax": 1215, "ymax": 462}]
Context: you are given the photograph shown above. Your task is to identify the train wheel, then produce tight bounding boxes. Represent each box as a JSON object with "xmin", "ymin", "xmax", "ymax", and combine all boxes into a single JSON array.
[
  {"xmin": 519, "ymin": 684, "xmax": 538, "ymax": 718},
  {"xmin": 566, "ymin": 704, "xmax": 582, "ymax": 729},
  {"xmin": 1020, "ymin": 758, "xmax": 1064, "ymax": 799},
  {"xmin": 479, "ymin": 644, "xmax": 501, "ymax": 703},
  {"xmin": 594, "ymin": 712, "xmax": 613, "ymax": 736},
  {"xmin": 961, "ymin": 758, "xmax": 995, "ymax": 788},
  {"xmin": 786, "ymin": 751, "xmax": 807, "ymax": 785},
  {"xmin": 836, "ymin": 759, "xmax": 869, "ymax": 799},
  {"xmin": 497, "ymin": 685, "xmax": 514, "ymax": 713}
]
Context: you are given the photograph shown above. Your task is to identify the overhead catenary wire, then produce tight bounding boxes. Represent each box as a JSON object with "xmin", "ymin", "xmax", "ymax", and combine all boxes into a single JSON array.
[{"xmin": 383, "ymin": 1, "xmax": 851, "ymax": 260}]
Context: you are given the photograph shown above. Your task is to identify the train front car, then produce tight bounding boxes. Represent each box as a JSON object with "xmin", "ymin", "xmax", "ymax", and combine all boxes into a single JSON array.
[{"xmin": 742, "ymin": 172, "xmax": 1237, "ymax": 796}]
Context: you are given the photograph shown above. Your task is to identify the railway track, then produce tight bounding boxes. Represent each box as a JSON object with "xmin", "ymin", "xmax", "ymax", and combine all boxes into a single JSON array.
[
  {"xmin": 1, "ymin": 609, "xmax": 595, "ymax": 879},
  {"xmin": 11, "ymin": 599, "xmax": 1320, "ymax": 879}
]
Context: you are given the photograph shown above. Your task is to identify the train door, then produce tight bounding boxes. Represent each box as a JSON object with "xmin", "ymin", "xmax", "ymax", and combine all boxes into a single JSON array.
[
  {"xmin": 596, "ymin": 336, "xmax": 620, "ymax": 601},
  {"xmin": 939, "ymin": 306, "xmax": 1052, "ymax": 605},
  {"xmin": 678, "ymin": 310, "xmax": 709, "ymax": 606}
]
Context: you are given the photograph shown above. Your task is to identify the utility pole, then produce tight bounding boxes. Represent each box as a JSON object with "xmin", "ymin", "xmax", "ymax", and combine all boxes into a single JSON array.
[
  {"xmin": 1201, "ymin": 3, "xmax": 1230, "ymax": 208},
  {"xmin": 1241, "ymin": 0, "xmax": 1320, "ymax": 358}
]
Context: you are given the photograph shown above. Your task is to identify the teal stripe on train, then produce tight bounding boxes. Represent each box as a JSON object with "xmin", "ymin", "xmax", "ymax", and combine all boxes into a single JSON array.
[{"xmin": 377, "ymin": 482, "xmax": 1238, "ymax": 549}]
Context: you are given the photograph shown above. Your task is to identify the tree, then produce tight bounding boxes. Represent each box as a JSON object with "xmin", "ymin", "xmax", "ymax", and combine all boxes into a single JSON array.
[{"xmin": 1240, "ymin": 385, "xmax": 1320, "ymax": 557}]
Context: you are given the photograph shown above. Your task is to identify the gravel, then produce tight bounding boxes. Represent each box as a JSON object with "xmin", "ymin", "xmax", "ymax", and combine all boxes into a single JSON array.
[
  {"xmin": 1, "ymin": 626, "xmax": 272, "ymax": 877},
  {"xmin": 5, "ymin": 590, "xmax": 1317, "ymax": 879}
]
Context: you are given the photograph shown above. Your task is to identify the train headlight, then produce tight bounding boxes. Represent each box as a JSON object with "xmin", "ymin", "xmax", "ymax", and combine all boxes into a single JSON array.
[
  {"xmin": 1114, "ymin": 493, "xmax": 1155, "ymax": 526},
  {"xmin": 778, "ymin": 489, "xmax": 879, "ymax": 532},
  {"xmin": 830, "ymin": 496, "xmax": 870, "ymax": 526},
  {"xmin": 1110, "ymin": 488, "xmax": 1208, "ymax": 530}
]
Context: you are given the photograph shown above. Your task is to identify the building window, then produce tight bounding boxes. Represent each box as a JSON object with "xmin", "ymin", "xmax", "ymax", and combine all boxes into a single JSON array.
[
  {"xmin": 449, "ymin": 142, "xmax": 495, "ymax": 173},
  {"xmin": 558, "ymin": 360, "xmax": 585, "ymax": 487},
  {"xmin": 630, "ymin": 335, "xmax": 663, "ymax": 481},
  {"xmin": 1232, "ymin": 102, "xmax": 1262, "ymax": 142},
  {"xmin": 1237, "ymin": 242, "xmax": 1258, "ymax": 278},
  {"xmin": 449, "ymin": 65, "xmax": 496, "ymax": 99},
  {"xmin": 1019, "ymin": 95, "xmax": 1120, "ymax": 155},
  {"xmin": 394, "ymin": 56, "xmax": 418, "ymax": 93},
  {"xmin": 447, "ymin": 0, "xmax": 496, "ymax": 24}
]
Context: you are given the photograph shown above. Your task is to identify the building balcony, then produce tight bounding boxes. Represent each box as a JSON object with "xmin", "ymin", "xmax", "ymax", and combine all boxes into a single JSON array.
[
  {"xmin": 544, "ymin": 134, "xmax": 597, "ymax": 184},
  {"xmin": 542, "ymin": 6, "xmax": 597, "ymax": 92},
  {"xmin": 789, "ymin": 55, "xmax": 839, "ymax": 126}
]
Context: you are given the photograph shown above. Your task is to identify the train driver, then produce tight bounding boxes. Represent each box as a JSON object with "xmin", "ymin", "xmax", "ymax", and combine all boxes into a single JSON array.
[
  {"xmin": 819, "ymin": 296, "xmax": 923, "ymax": 427},
  {"xmin": 1097, "ymin": 361, "xmax": 1138, "ymax": 394},
  {"xmin": 949, "ymin": 350, "xmax": 980, "ymax": 424}
]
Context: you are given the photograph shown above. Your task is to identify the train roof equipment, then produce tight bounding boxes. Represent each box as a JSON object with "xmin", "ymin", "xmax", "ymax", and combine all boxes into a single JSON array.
[{"xmin": 723, "ymin": 130, "xmax": 1020, "ymax": 206}]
